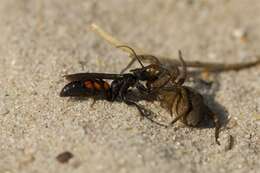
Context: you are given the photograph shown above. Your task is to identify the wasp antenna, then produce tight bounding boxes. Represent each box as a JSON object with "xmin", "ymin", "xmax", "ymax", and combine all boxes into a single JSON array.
[{"xmin": 116, "ymin": 45, "xmax": 144, "ymax": 68}]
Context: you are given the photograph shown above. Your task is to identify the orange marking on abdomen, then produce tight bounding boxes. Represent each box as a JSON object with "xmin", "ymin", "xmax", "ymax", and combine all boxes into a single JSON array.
[
  {"xmin": 93, "ymin": 82, "xmax": 102, "ymax": 90},
  {"xmin": 84, "ymin": 80, "xmax": 94, "ymax": 89},
  {"xmin": 103, "ymin": 82, "xmax": 110, "ymax": 90}
]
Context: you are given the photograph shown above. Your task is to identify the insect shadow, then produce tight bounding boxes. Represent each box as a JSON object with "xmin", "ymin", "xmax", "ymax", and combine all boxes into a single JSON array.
[
  {"xmin": 196, "ymin": 88, "xmax": 228, "ymax": 129},
  {"xmin": 188, "ymin": 72, "xmax": 229, "ymax": 129}
]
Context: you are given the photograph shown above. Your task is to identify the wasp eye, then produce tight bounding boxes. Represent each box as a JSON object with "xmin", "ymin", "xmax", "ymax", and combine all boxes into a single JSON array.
[{"xmin": 146, "ymin": 68, "xmax": 155, "ymax": 73}]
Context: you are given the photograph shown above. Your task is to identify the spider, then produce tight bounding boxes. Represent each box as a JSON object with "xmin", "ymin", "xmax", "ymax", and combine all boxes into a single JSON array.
[
  {"xmin": 157, "ymin": 52, "xmax": 221, "ymax": 144},
  {"xmin": 122, "ymin": 51, "xmax": 221, "ymax": 144}
]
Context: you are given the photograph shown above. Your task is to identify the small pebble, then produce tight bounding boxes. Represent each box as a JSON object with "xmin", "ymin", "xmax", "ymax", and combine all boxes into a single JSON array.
[
  {"xmin": 225, "ymin": 135, "xmax": 235, "ymax": 151},
  {"xmin": 232, "ymin": 28, "xmax": 248, "ymax": 43},
  {"xmin": 253, "ymin": 112, "xmax": 260, "ymax": 121},
  {"xmin": 56, "ymin": 151, "xmax": 74, "ymax": 163},
  {"xmin": 0, "ymin": 107, "xmax": 9, "ymax": 115}
]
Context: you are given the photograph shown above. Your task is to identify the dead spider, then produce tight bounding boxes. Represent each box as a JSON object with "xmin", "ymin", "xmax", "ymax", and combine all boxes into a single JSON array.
[
  {"xmin": 121, "ymin": 50, "xmax": 221, "ymax": 144},
  {"xmin": 157, "ymin": 51, "xmax": 221, "ymax": 145}
]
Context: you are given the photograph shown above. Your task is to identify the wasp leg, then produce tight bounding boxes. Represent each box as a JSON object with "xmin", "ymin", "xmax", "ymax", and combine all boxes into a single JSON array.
[
  {"xmin": 116, "ymin": 80, "xmax": 167, "ymax": 127},
  {"xmin": 90, "ymin": 98, "xmax": 97, "ymax": 108},
  {"xmin": 136, "ymin": 82, "xmax": 151, "ymax": 95},
  {"xmin": 124, "ymin": 99, "xmax": 167, "ymax": 128}
]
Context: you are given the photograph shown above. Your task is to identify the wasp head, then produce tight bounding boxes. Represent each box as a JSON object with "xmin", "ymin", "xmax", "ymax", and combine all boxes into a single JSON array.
[{"xmin": 130, "ymin": 64, "xmax": 162, "ymax": 81}]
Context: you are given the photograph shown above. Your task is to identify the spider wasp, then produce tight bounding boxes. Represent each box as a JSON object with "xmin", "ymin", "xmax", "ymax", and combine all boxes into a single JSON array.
[
  {"xmin": 60, "ymin": 46, "xmax": 176, "ymax": 127},
  {"xmin": 60, "ymin": 46, "xmax": 221, "ymax": 144}
]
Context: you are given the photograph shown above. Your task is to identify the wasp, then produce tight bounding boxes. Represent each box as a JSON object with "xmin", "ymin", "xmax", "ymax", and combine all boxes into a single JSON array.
[{"xmin": 60, "ymin": 46, "xmax": 176, "ymax": 127}]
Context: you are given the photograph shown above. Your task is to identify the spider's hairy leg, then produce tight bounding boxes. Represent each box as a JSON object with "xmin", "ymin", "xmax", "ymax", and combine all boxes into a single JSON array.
[
  {"xmin": 176, "ymin": 50, "xmax": 187, "ymax": 85},
  {"xmin": 177, "ymin": 87, "xmax": 192, "ymax": 125},
  {"xmin": 208, "ymin": 109, "xmax": 221, "ymax": 145},
  {"xmin": 170, "ymin": 87, "xmax": 191, "ymax": 125}
]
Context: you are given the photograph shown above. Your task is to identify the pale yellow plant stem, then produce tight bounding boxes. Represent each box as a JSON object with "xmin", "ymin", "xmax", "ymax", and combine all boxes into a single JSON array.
[
  {"xmin": 91, "ymin": 23, "xmax": 145, "ymax": 55},
  {"xmin": 90, "ymin": 23, "xmax": 260, "ymax": 72}
]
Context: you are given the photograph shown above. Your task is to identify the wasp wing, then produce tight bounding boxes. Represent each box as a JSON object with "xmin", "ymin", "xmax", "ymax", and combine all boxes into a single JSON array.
[{"xmin": 63, "ymin": 73, "xmax": 123, "ymax": 81}]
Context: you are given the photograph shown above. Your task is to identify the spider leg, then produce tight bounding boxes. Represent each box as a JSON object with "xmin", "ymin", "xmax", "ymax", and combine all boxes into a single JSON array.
[
  {"xmin": 169, "ymin": 87, "xmax": 192, "ymax": 125},
  {"xmin": 169, "ymin": 92, "xmax": 185, "ymax": 125},
  {"xmin": 159, "ymin": 87, "xmax": 179, "ymax": 117},
  {"xmin": 120, "ymin": 58, "xmax": 136, "ymax": 74},
  {"xmin": 178, "ymin": 87, "xmax": 192, "ymax": 125},
  {"xmin": 151, "ymin": 73, "xmax": 173, "ymax": 92},
  {"xmin": 146, "ymin": 52, "xmax": 184, "ymax": 94},
  {"xmin": 169, "ymin": 91, "xmax": 181, "ymax": 117},
  {"xmin": 170, "ymin": 113, "xmax": 185, "ymax": 125},
  {"xmin": 117, "ymin": 45, "xmax": 145, "ymax": 68},
  {"xmin": 146, "ymin": 66, "xmax": 179, "ymax": 94},
  {"xmin": 120, "ymin": 54, "xmax": 162, "ymax": 73},
  {"xmin": 169, "ymin": 96, "xmax": 176, "ymax": 117},
  {"xmin": 208, "ymin": 109, "xmax": 221, "ymax": 145},
  {"xmin": 176, "ymin": 50, "xmax": 187, "ymax": 85}
]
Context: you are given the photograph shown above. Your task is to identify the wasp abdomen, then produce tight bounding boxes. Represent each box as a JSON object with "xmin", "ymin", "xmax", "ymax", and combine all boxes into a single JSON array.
[{"xmin": 60, "ymin": 79, "xmax": 111, "ymax": 99}]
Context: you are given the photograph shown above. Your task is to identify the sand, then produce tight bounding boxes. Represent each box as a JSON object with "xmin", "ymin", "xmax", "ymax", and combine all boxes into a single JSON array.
[{"xmin": 0, "ymin": 0, "xmax": 259, "ymax": 173}]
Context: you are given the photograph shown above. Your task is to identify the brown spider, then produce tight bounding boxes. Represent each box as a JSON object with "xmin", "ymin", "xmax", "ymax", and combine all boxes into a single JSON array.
[
  {"xmin": 122, "ymin": 50, "xmax": 221, "ymax": 144},
  {"xmin": 155, "ymin": 51, "xmax": 221, "ymax": 145}
]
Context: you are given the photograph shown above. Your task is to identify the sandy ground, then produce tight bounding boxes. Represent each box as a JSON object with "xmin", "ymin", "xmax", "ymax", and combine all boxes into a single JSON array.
[{"xmin": 0, "ymin": 0, "xmax": 260, "ymax": 173}]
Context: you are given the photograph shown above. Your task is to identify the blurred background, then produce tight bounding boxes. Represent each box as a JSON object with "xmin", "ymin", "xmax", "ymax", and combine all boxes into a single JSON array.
[{"xmin": 0, "ymin": 0, "xmax": 259, "ymax": 173}]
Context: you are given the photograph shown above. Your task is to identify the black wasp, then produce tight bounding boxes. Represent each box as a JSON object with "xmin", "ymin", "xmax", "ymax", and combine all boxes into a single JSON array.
[{"xmin": 60, "ymin": 46, "xmax": 173, "ymax": 126}]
